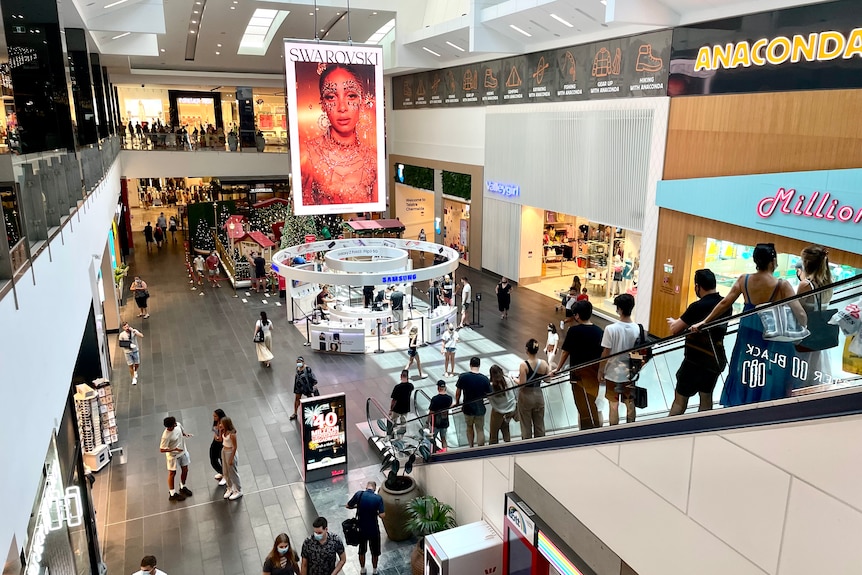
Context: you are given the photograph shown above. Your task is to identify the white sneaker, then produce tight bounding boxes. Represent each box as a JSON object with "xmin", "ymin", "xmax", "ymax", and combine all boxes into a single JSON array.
[
  {"xmin": 360, "ymin": 568, "xmax": 367, "ymax": 575},
  {"xmin": 131, "ymin": 376, "xmax": 138, "ymax": 386},
  {"xmin": 214, "ymin": 473, "xmax": 223, "ymax": 480},
  {"xmin": 218, "ymin": 478, "xmax": 227, "ymax": 486},
  {"xmin": 229, "ymin": 491, "xmax": 243, "ymax": 500},
  {"xmin": 223, "ymin": 489, "xmax": 233, "ymax": 499}
]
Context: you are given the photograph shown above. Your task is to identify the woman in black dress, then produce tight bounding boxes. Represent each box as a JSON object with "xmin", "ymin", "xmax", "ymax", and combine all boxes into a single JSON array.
[{"xmin": 496, "ymin": 277, "xmax": 512, "ymax": 319}]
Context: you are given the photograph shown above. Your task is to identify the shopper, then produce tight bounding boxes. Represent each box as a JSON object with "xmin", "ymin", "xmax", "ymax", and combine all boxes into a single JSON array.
[
  {"xmin": 389, "ymin": 370, "xmax": 414, "ymax": 435},
  {"xmin": 263, "ymin": 533, "xmax": 300, "ymax": 575},
  {"xmin": 554, "ymin": 301, "xmax": 604, "ymax": 430},
  {"xmin": 153, "ymin": 225, "xmax": 164, "ymax": 249},
  {"xmin": 130, "ymin": 276, "xmax": 150, "ymax": 318},
  {"xmin": 363, "ymin": 285, "xmax": 375, "ymax": 308},
  {"xmin": 795, "ymin": 245, "xmax": 834, "ymax": 387},
  {"xmin": 404, "ymin": 326, "xmax": 425, "ymax": 378},
  {"xmin": 291, "ymin": 357, "xmax": 319, "ymax": 420},
  {"xmin": 193, "ymin": 253, "xmax": 205, "ymax": 286},
  {"xmin": 301, "ymin": 517, "xmax": 346, "ymax": 575},
  {"xmin": 517, "ymin": 339, "xmax": 549, "ymax": 439},
  {"xmin": 488, "ymin": 364, "xmax": 517, "ymax": 444},
  {"xmin": 598, "ymin": 294, "xmax": 641, "ymax": 425},
  {"xmin": 667, "ymin": 269, "xmax": 730, "ymax": 415},
  {"xmin": 159, "ymin": 416, "xmax": 193, "ymax": 502},
  {"xmin": 691, "ymin": 243, "xmax": 806, "ymax": 407},
  {"xmin": 156, "ymin": 212, "xmax": 167, "ymax": 230},
  {"xmin": 137, "ymin": 555, "xmax": 167, "ymax": 575},
  {"xmin": 143, "ymin": 222, "xmax": 154, "ymax": 251},
  {"xmin": 250, "ymin": 252, "xmax": 267, "ymax": 293},
  {"xmin": 254, "ymin": 311, "xmax": 274, "ymax": 368},
  {"xmin": 168, "ymin": 216, "xmax": 178, "ymax": 242},
  {"xmin": 428, "ymin": 280, "xmax": 442, "ymax": 312},
  {"xmin": 442, "ymin": 274, "xmax": 454, "ymax": 305},
  {"xmin": 388, "ymin": 285, "xmax": 405, "ymax": 334},
  {"xmin": 496, "ymin": 277, "xmax": 512, "ymax": 319},
  {"xmin": 427, "ymin": 380, "xmax": 454, "ymax": 452},
  {"xmin": 455, "ymin": 357, "xmax": 492, "ymax": 447},
  {"xmin": 441, "ymin": 323, "xmax": 459, "ymax": 377},
  {"xmin": 458, "ymin": 277, "xmax": 472, "ymax": 328},
  {"xmin": 209, "ymin": 409, "xmax": 227, "ymax": 486},
  {"xmin": 543, "ymin": 323, "xmax": 559, "ymax": 369},
  {"xmin": 345, "ymin": 482, "xmax": 385, "ymax": 575},
  {"xmin": 205, "ymin": 250, "xmax": 220, "ymax": 287},
  {"xmin": 118, "ymin": 322, "xmax": 143, "ymax": 386},
  {"xmin": 219, "ymin": 416, "xmax": 242, "ymax": 500}
]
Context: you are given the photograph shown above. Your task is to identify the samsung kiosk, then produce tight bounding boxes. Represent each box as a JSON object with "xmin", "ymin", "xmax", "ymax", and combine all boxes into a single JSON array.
[{"xmin": 271, "ymin": 238, "xmax": 461, "ymax": 354}]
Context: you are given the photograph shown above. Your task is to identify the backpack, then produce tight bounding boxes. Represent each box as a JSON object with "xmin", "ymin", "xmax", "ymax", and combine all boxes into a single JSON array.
[{"xmin": 628, "ymin": 324, "xmax": 652, "ymax": 381}]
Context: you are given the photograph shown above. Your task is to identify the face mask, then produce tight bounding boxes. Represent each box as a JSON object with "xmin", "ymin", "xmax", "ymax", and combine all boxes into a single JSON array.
[
  {"xmin": 313, "ymin": 532, "xmax": 324, "ymax": 541},
  {"xmin": 297, "ymin": 362, "xmax": 303, "ymax": 369},
  {"xmin": 277, "ymin": 547, "xmax": 290, "ymax": 555}
]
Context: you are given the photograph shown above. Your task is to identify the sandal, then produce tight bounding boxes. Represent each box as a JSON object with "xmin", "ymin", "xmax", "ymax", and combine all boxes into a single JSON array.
[{"xmin": 289, "ymin": 414, "xmax": 297, "ymax": 420}]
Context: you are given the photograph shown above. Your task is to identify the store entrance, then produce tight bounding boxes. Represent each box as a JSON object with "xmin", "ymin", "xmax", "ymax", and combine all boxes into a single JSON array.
[{"xmin": 524, "ymin": 210, "xmax": 641, "ymax": 319}]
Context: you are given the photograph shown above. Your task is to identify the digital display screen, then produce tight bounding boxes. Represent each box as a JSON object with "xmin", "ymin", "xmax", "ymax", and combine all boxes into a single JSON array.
[{"xmin": 300, "ymin": 392, "xmax": 348, "ymax": 482}]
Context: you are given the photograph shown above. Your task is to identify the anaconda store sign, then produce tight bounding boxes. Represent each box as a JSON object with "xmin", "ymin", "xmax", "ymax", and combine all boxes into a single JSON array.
[{"xmin": 669, "ymin": 0, "xmax": 862, "ymax": 96}]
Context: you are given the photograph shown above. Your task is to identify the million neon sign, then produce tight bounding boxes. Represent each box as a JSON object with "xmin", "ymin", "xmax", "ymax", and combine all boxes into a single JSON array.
[
  {"xmin": 757, "ymin": 188, "xmax": 862, "ymax": 223},
  {"xmin": 694, "ymin": 28, "xmax": 862, "ymax": 71}
]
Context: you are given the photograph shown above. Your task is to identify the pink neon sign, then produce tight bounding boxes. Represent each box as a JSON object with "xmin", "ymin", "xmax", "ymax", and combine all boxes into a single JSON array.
[{"xmin": 757, "ymin": 188, "xmax": 862, "ymax": 223}]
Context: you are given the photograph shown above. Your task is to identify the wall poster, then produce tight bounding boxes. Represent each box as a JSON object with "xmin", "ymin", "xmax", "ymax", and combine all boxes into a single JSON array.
[
  {"xmin": 300, "ymin": 392, "xmax": 348, "ymax": 482},
  {"xmin": 284, "ymin": 41, "xmax": 386, "ymax": 215}
]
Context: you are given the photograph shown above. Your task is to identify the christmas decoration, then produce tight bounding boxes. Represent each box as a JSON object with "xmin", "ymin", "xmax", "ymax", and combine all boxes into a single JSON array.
[
  {"xmin": 250, "ymin": 203, "xmax": 290, "ymax": 233},
  {"xmin": 233, "ymin": 248, "xmax": 251, "ymax": 280},
  {"xmin": 281, "ymin": 214, "xmax": 317, "ymax": 250},
  {"xmin": 192, "ymin": 217, "xmax": 215, "ymax": 253}
]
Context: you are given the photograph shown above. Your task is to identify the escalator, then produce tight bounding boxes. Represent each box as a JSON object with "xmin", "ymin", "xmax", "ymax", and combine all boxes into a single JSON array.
[{"xmin": 366, "ymin": 274, "xmax": 862, "ymax": 575}]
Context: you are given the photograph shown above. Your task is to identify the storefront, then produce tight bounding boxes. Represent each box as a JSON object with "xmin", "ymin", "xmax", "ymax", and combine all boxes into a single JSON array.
[{"xmin": 652, "ymin": 168, "xmax": 862, "ymax": 336}]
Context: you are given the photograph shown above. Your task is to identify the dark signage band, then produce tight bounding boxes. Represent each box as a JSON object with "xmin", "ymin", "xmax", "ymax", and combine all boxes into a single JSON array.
[
  {"xmin": 392, "ymin": 30, "xmax": 671, "ymax": 110},
  {"xmin": 669, "ymin": 0, "xmax": 862, "ymax": 96}
]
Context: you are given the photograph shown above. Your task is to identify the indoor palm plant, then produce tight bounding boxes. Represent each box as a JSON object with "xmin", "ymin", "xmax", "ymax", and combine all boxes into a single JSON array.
[
  {"xmin": 377, "ymin": 423, "xmax": 433, "ymax": 541},
  {"xmin": 405, "ymin": 495, "xmax": 457, "ymax": 575}
]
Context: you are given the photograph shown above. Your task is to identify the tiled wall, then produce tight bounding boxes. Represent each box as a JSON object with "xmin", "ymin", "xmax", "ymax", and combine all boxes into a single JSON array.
[{"xmin": 415, "ymin": 413, "xmax": 862, "ymax": 575}]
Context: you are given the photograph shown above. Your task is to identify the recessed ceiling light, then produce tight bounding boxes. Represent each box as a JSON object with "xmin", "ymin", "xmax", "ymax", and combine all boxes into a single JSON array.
[
  {"xmin": 160, "ymin": 48, "xmax": 165, "ymax": 52},
  {"xmin": 550, "ymin": 14, "xmax": 574, "ymax": 27},
  {"xmin": 195, "ymin": 1, "xmax": 201, "ymax": 4},
  {"xmin": 191, "ymin": 20, "xmax": 197, "ymax": 23},
  {"xmin": 217, "ymin": 43, "xmax": 222, "ymax": 47},
  {"xmin": 336, "ymin": 11, "xmax": 340, "ymax": 15},
  {"xmin": 372, "ymin": 11, "xmax": 377, "ymax": 14},
  {"xmin": 309, "ymin": 12, "xmax": 313, "ymax": 15},
  {"xmin": 193, "ymin": 10, "xmax": 198, "ymax": 13},
  {"xmin": 215, "ymin": 51, "xmax": 220, "ymax": 55},
  {"xmin": 230, "ymin": 6, "xmax": 235, "ymax": 9},
  {"xmin": 445, "ymin": 41, "xmax": 465, "ymax": 52},
  {"xmin": 190, "ymin": 30, "xmax": 196, "ymax": 33},
  {"xmin": 509, "ymin": 24, "xmax": 532, "ymax": 37},
  {"xmin": 111, "ymin": 31, "xmax": 130, "ymax": 40},
  {"xmin": 422, "ymin": 46, "xmax": 441, "ymax": 57},
  {"xmin": 600, "ymin": 0, "xmax": 607, "ymax": 4},
  {"xmin": 320, "ymin": 28, "xmax": 325, "ymax": 32}
]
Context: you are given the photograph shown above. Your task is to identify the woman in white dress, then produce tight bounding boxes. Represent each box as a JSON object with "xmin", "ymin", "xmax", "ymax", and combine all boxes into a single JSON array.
[
  {"xmin": 254, "ymin": 311, "xmax": 274, "ymax": 368},
  {"xmin": 543, "ymin": 323, "xmax": 559, "ymax": 370}
]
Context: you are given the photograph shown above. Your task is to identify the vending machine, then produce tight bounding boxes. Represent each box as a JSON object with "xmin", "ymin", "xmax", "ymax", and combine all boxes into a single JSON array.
[
  {"xmin": 503, "ymin": 492, "xmax": 596, "ymax": 575},
  {"xmin": 424, "ymin": 520, "xmax": 502, "ymax": 575}
]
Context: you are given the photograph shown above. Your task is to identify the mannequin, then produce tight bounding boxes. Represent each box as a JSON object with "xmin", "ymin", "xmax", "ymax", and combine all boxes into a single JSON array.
[
  {"xmin": 622, "ymin": 257, "xmax": 634, "ymax": 294},
  {"xmin": 612, "ymin": 255, "xmax": 624, "ymax": 295}
]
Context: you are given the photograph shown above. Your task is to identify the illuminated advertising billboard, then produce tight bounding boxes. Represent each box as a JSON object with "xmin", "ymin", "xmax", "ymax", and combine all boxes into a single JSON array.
[
  {"xmin": 284, "ymin": 41, "xmax": 385, "ymax": 215},
  {"xmin": 300, "ymin": 392, "xmax": 348, "ymax": 482}
]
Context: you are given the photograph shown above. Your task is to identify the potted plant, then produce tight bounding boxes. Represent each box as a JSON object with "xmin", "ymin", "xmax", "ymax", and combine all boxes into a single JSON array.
[
  {"xmin": 227, "ymin": 129, "xmax": 238, "ymax": 151},
  {"xmin": 255, "ymin": 130, "xmax": 266, "ymax": 152},
  {"xmin": 406, "ymin": 495, "xmax": 456, "ymax": 575},
  {"xmin": 377, "ymin": 424, "xmax": 433, "ymax": 542}
]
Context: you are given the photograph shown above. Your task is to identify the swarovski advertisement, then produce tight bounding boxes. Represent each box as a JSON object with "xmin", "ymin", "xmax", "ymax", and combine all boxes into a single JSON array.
[
  {"xmin": 300, "ymin": 392, "xmax": 348, "ymax": 482},
  {"xmin": 391, "ymin": 30, "xmax": 671, "ymax": 109},
  {"xmin": 669, "ymin": 0, "xmax": 862, "ymax": 95},
  {"xmin": 284, "ymin": 41, "xmax": 385, "ymax": 215}
]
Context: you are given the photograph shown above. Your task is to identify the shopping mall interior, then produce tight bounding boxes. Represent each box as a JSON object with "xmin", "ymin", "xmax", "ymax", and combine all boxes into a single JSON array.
[{"xmin": 3, "ymin": 1, "xmax": 862, "ymax": 575}]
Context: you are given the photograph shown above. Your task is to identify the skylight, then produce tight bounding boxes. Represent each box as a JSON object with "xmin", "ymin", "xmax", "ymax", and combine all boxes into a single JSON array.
[
  {"xmin": 237, "ymin": 8, "xmax": 289, "ymax": 56},
  {"xmin": 366, "ymin": 18, "xmax": 395, "ymax": 44}
]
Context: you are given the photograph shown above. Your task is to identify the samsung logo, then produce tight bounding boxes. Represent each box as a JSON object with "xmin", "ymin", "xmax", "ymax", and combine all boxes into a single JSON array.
[{"xmin": 381, "ymin": 274, "xmax": 417, "ymax": 283}]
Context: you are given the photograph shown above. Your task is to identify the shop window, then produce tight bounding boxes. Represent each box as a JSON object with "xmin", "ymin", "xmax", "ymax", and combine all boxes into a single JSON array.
[{"xmin": 442, "ymin": 171, "xmax": 471, "ymax": 200}]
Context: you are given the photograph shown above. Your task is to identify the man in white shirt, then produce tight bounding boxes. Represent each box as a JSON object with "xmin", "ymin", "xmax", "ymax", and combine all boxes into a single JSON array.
[
  {"xmin": 136, "ymin": 555, "xmax": 167, "ymax": 575},
  {"xmin": 459, "ymin": 277, "xmax": 472, "ymax": 329},
  {"xmin": 160, "ymin": 417, "xmax": 193, "ymax": 502},
  {"xmin": 597, "ymin": 294, "xmax": 641, "ymax": 425},
  {"xmin": 192, "ymin": 253, "xmax": 205, "ymax": 286}
]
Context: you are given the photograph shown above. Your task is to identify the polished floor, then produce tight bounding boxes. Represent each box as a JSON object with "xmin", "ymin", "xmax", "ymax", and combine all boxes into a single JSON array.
[{"xmin": 91, "ymin": 215, "xmax": 589, "ymax": 575}]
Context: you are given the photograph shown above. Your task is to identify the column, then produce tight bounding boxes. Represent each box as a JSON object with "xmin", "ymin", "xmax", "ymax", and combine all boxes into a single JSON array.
[
  {"xmin": 90, "ymin": 54, "xmax": 109, "ymax": 140},
  {"xmin": 236, "ymin": 86, "xmax": 256, "ymax": 148},
  {"xmin": 102, "ymin": 67, "xmax": 115, "ymax": 135},
  {"xmin": 65, "ymin": 28, "xmax": 98, "ymax": 147},
  {"xmin": 1, "ymin": 0, "xmax": 76, "ymax": 153}
]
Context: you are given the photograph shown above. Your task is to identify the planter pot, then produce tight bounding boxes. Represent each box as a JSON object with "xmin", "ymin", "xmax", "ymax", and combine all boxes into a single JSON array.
[
  {"xmin": 255, "ymin": 136, "xmax": 266, "ymax": 152},
  {"xmin": 410, "ymin": 540, "xmax": 424, "ymax": 575},
  {"xmin": 228, "ymin": 136, "xmax": 238, "ymax": 151},
  {"xmin": 380, "ymin": 476, "xmax": 418, "ymax": 542}
]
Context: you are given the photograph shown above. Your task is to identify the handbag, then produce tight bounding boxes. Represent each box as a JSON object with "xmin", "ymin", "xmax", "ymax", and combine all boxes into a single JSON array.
[
  {"xmin": 756, "ymin": 280, "xmax": 810, "ymax": 343},
  {"xmin": 119, "ymin": 336, "xmax": 132, "ymax": 349},
  {"xmin": 342, "ymin": 493, "xmax": 363, "ymax": 546},
  {"xmin": 795, "ymin": 291, "xmax": 839, "ymax": 352},
  {"xmin": 253, "ymin": 327, "xmax": 264, "ymax": 343},
  {"xmin": 632, "ymin": 385, "xmax": 648, "ymax": 409},
  {"xmin": 628, "ymin": 324, "xmax": 652, "ymax": 381}
]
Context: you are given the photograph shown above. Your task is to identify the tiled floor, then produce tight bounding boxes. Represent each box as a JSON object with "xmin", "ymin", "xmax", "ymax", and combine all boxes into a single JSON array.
[{"xmin": 92, "ymin": 211, "xmax": 589, "ymax": 575}]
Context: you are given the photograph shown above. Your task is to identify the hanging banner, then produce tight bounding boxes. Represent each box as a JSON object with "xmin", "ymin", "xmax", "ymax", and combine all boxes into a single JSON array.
[
  {"xmin": 669, "ymin": 0, "xmax": 862, "ymax": 96},
  {"xmin": 392, "ymin": 30, "xmax": 671, "ymax": 109},
  {"xmin": 284, "ymin": 41, "xmax": 385, "ymax": 215}
]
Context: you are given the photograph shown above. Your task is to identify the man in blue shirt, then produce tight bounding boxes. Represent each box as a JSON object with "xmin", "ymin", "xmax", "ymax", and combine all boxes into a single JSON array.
[{"xmin": 345, "ymin": 481, "xmax": 386, "ymax": 575}]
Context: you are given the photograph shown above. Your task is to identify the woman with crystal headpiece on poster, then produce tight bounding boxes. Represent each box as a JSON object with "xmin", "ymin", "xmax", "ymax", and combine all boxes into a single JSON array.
[{"xmin": 299, "ymin": 62, "xmax": 378, "ymax": 207}]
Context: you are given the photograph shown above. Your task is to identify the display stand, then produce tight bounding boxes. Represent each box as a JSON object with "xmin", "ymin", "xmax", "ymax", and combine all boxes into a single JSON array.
[{"xmin": 74, "ymin": 380, "xmax": 117, "ymax": 472}]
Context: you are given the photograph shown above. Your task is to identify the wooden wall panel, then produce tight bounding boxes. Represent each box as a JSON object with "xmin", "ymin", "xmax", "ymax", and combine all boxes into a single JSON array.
[
  {"xmin": 649, "ymin": 208, "xmax": 862, "ymax": 338},
  {"xmin": 665, "ymin": 90, "xmax": 862, "ymax": 180}
]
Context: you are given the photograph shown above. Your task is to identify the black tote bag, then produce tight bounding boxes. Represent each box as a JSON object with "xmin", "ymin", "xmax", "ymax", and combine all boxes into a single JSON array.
[{"xmin": 795, "ymin": 292, "xmax": 839, "ymax": 353}]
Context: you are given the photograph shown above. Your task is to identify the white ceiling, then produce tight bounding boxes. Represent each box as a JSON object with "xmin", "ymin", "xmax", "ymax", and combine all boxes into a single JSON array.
[{"xmin": 50, "ymin": 0, "xmax": 835, "ymax": 85}]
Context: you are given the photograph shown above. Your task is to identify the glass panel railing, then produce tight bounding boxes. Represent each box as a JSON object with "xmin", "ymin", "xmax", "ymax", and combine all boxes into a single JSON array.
[{"xmin": 374, "ymin": 273, "xmax": 862, "ymax": 455}]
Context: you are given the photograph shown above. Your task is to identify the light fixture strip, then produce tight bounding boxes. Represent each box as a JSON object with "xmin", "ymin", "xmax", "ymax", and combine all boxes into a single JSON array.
[
  {"xmin": 550, "ymin": 13, "xmax": 574, "ymax": 28},
  {"xmin": 103, "ymin": 0, "xmax": 129, "ymax": 8},
  {"xmin": 422, "ymin": 46, "xmax": 441, "ymax": 57},
  {"xmin": 509, "ymin": 24, "xmax": 532, "ymax": 37},
  {"xmin": 445, "ymin": 41, "xmax": 465, "ymax": 52},
  {"xmin": 111, "ymin": 31, "xmax": 130, "ymax": 40}
]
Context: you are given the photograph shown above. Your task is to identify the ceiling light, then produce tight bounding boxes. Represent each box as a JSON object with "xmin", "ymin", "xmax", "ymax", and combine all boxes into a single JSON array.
[
  {"xmin": 217, "ymin": 43, "xmax": 222, "ymax": 47},
  {"xmin": 372, "ymin": 11, "xmax": 377, "ymax": 15},
  {"xmin": 336, "ymin": 12, "xmax": 340, "ymax": 15},
  {"xmin": 320, "ymin": 29, "xmax": 325, "ymax": 32},
  {"xmin": 191, "ymin": 20, "xmax": 197, "ymax": 23},
  {"xmin": 422, "ymin": 46, "xmax": 441, "ymax": 57},
  {"xmin": 601, "ymin": 0, "xmax": 607, "ymax": 4},
  {"xmin": 111, "ymin": 31, "xmax": 131, "ymax": 40},
  {"xmin": 190, "ymin": 30, "xmax": 196, "ymax": 34},
  {"xmin": 104, "ymin": 0, "xmax": 129, "ymax": 8},
  {"xmin": 215, "ymin": 51, "xmax": 220, "ymax": 55},
  {"xmin": 309, "ymin": 12, "xmax": 313, "ymax": 15},
  {"xmin": 230, "ymin": 6, "xmax": 235, "ymax": 9},
  {"xmin": 509, "ymin": 24, "xmax": 532, "ymax": 37},
  {"xmin": 550, "ymin": 14, "xmax": 574, "ymax": 27},
  {"xmin": 193, "ymin": 10, "xmax": 198, "ymax": 14},
  {"xmin": 160, "ymin": 48, "xmax": 165, "ymax": 52},
  {"xmin": 445, "ymin": 41, "xmax": 465, "ymax": 52},
  {"xmin": 366, "ymin": 18, "xmax": 395, "ymax": 44}
]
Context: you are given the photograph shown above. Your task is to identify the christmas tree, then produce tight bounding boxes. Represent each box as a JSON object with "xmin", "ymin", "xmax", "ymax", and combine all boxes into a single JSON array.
[
  {"xmin": 313, "ymin": 214, "xmax": 344, "ymax": 240},
  {"xmin": 234, "ymin": 247, "xmax": 251, "ymax": 280},
  {"xmin": 192, "ymin": 217, "xmax": 214, "ymax": 253},
  {"xmin": 249, "ymin": 203, "xmax": 290, "ymax": 233},
  {"xmin": 216, "ymin": 202, "xmax": 232, "ymax": 246},
  {"xmin": 281, "ymin": 214, "xmax": 318, "ymax": 249}
]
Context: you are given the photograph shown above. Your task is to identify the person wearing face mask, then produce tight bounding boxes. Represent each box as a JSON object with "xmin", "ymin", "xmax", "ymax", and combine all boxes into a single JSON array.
[
  {"xmin": 543, "ymin": 323, "xmax": 559, "ymax": 369},
  {"xmin": 440, "ymin": 323, "xmax": 459, "ymax": 377},
  {"xmin": 209, "ymin": 409, "xmax": 227, "ymax": 486},
  {"xmin": 264, "ymin": 534, "xmax": 300, "ymax": 575},
  {"xmin": 301, "ymin": 517, "xmax": 346, "ymax": 575},
  {"xmin": 291, "ymin": 357, "xmax": 319, "ymax": 421},
  {"xmin": 118, "ymin": 322, "xmax": 144, "ymax": 385},
  {"xmin": 137, "ymin": 555, "xmax": 167, "ymax": 575},
  {"xmin": 496, "ymin": 277, "xmax": 512, "ymax": 319}
]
